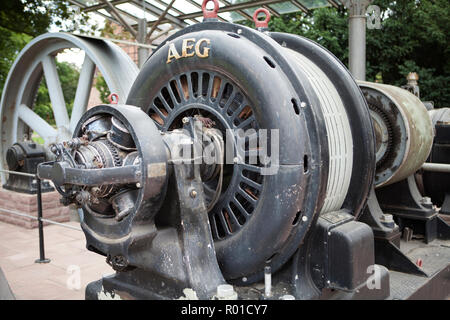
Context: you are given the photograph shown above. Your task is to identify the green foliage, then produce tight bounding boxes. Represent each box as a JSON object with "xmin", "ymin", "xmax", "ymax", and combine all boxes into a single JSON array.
[
  {"xmin": 95, "ymin": 74, "xmax": 111, "ymax": 104},
  {"xmin": 0, "ymin": 27, "xmax": 32, "ymax": 96},
  {"xmin": 262, "ymin": 1, "xmax": 450, "ymax": 107},
  {"xmin": 0, "ymin": 0, "xmax": 70, "ymax": 36},
  {"xmin": 34, "ymin": 61, "xmax": 80, "ymax": 124},
  {"xmin": 0, "ymin": 1, "xmax": 97, "ymax": 125}
]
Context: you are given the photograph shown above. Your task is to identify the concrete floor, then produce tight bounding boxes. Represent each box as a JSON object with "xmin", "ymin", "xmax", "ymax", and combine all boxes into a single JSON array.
[{"xmin": 0, "ymin": 221, "xmax": 113, "ymax": 300}]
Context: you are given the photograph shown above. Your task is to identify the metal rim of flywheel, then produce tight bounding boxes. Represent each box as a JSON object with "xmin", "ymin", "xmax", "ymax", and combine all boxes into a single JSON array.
[
  {"xmin": 147, "ymin": 70, "xmax": 265, "ymax": 241},
  {"xmin": 0, "ymin": 33, "xmax": 139, "ymax": 182}
]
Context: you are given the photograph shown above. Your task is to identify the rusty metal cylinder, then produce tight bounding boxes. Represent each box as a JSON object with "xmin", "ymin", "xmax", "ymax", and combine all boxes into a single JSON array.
[{"xmin": 358, "ymin": 81, "xmax": 434, "ymax": 187}]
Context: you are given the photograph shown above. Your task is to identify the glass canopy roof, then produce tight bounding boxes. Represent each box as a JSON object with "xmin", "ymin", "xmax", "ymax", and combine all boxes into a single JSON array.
[{"xmin": 68, "ymin": 0, "xmax": 344, "ymax": 37}]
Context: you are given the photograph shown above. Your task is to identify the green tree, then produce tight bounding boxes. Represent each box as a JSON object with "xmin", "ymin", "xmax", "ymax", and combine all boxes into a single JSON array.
[
  {"xmin": 0, "ymin": 1, "xmax": 99, "ymax": 127},
  {"xmin": 35, "ymin": 61, "xmax": 80, "ymax": 125},
  {"xmin": 251, "ymin": 1, "xmax": 450, "ymax": 107},
  {"xmin": 95, "ymin": 20, "xmax": 136, "ymax": 104},
  {"xmin": 0, "ymin": 0, "xmax": 97, "ymax": 97}
]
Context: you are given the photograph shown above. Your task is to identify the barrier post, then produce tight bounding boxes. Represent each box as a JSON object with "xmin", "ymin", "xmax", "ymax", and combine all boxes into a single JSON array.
[{"xmin": 35, "ymin": 176, "xmax": 50, "ymax": 264}]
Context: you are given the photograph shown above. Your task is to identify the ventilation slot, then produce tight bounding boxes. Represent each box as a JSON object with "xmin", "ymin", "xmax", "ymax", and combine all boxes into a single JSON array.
[
  {"xmin": 303, "ymin": 155, "xmax": 309, "ymax": 173},
  {"xmin": 191, "ymin": 72, "xmax": 199, "ymax": 98},
  {"xmin": 292, "ymin": 211, "xmax": 301, "ymax": 226},
  {"xmin": 292, "ymin": 98, "xmax": 300, "ymax": 115},
  {"xmin": 219, "ymin": 83, "xmax": 234, "ymax": 109},
  {"xmin": 161, "ymin": 87, "xmax": 174, "ymax": 109},
  {"xmin": 229, "ymin": 202, "xmax": 246, "ymax": 225},
  {"xmin": 170, "ymin": 80, "xmax": 181, "ymax": 104},
  {"xmin": 202, "ymin": 73, "xmax": 210, "ymax": 97},
  {"xmin": 211, "ymin": 76, "xmax": 222, "ymax": 101},
  {"xmin": 264, "ymin": 56, "xmax": 276, "ymax": 68},
  {"xmin": 180, "ymin": 75, "xmax": 189, "ymax": 100}
]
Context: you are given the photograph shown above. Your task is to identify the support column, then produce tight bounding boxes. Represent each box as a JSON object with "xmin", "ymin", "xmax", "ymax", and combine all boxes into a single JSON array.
[
  {"xmin": 345, "ymin": 0, "xmax": 372, "ymax": 81},
  {"xmin": 138, "ymin": 18, "xmax": 149, "ymax": 68}
]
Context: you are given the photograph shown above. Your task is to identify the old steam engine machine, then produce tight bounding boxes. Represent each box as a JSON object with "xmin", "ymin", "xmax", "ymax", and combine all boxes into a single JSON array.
[{"xmin": 2, "ymin": 1, "xmax": 449, "ymax": 300}]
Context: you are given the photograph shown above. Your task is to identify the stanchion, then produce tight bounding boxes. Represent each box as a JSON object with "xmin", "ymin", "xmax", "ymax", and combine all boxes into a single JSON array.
[{"xmin": 34, "ymin": 176, "xmax": 50, "ymax": 264}]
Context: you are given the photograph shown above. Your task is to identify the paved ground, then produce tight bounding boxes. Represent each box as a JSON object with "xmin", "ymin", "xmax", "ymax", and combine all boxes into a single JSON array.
[{"xmin": 0, "ymin": 220, "xmax": 113, "ymax": 300}]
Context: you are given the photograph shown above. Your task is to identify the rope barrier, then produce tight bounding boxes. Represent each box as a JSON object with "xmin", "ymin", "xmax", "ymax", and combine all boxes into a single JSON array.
[{"xmin": 0, "ymin": 169, "xmax": 83, "ymax": 264}]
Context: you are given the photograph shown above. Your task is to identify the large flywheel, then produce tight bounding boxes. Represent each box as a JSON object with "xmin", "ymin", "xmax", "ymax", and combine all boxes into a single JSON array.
[{"xmin": 0, "ymin": 33, "xmax": 139, "ymax": 182}]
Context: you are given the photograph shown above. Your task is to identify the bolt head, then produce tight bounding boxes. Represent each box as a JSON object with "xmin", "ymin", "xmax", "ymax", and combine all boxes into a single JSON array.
[
  {"xmin": 381, "ymin": 213, "xmax": 394, "ymax": 223},
  {"xmin": 182, "ymin": 117, "xmax": 189, "ymax": 124},
  {"xmin": 216, "ymin": 284, "xmax": 238, "ymax": 300},
  {"xmin": 190, "ymin": 190, "xmax": 197, "ymax": 198}
]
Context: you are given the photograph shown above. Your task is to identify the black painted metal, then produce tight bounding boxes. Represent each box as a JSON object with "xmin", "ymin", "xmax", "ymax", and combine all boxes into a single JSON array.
[
  {"xmin": 34, "ymin": 177, "xmax": 50, "ymax": 264},
  {"xmin": 127, "ymin": 20, "xmax": 372, "ymax": 283},
  {"xmin": 3, "ymin": 142, "xmax": 53, "ymax": 194},
  {"xmin": 422, "ymin": 117, "xmax": 450, "ymax": 212},
  {"xmin": 33, "ymin": 18, "xmax": 450, "ymax": 300},
  {"xmin": 376, "ymin": 176, "xmax": 441, "ymax": 244}
]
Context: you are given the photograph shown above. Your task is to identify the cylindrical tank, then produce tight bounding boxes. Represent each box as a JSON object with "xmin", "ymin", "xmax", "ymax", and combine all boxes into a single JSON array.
[{"xmin": 358, "ymin": 81, "xmax": 434, "ymax": 187}]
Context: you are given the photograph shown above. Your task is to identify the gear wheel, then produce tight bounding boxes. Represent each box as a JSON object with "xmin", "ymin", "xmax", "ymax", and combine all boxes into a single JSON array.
[
  {"xmin": 103, "ymin": 138, "xmax": 122, "ymax": 167},
  {"xmin": 368, "ymin": 101, "xmax": 395, "ymax": 168}
]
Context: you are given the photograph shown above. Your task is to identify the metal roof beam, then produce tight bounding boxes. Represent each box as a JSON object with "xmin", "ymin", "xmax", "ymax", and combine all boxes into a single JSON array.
[
  {"xmin": 111, "ymin": 7, "xmax": 165, "ymax": 32},
  {"xmin": 130, "ymin": 0, "xmax": 188, "ymax": 28},
  {"xmin": 327, "ymin": 0, "xmax": 340, "ymax": 9},
  {"xmin": 262, "ymin": 5, "xmax": 280, "ymax": 17},
  {"xmin": 149, "ymin": 25, "xmax": 175, "ymax": 42},
  {"xmin": 99, "ymin": 0, "xmax": 138, "ymax": 37},
  {"xmin": 159, "ymin": 0, "xmax": 288, "ymax": 22},
  {"xmin": 82, "ymin": 0, "xmax": 129, "ymax": 12},
  {"xmin": 146, "ymin": 0, "xmax": 176, "ymax": 42},
  {"xmin": 290, "ymin": 0, "xmax": 309, "ymax": 13},
  {"xmin": 220, "ymin": 0, "xmax": 253, "ymax": 21}
]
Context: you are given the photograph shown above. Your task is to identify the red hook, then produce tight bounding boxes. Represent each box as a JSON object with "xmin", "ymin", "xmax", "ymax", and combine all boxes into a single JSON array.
[
  {"xmin": 202, "ymin": 0, "xmax": 219, "ymax": 19},
  {"xmin": 253, "ymin": 8, "xmax": 271, "ymax": 28},
  {"xmin": 108, "ymin": 93, "xmax": 119, "ymax": 104},
  {"xmin": 416, "ymin": 258, "xmax": 423, "ymax": 268}
]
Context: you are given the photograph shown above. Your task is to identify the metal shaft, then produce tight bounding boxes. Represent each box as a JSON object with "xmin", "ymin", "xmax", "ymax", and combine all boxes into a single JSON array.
[{"xmin": 422, "ymin": 162, "xmax": 450, "ymax": 173}]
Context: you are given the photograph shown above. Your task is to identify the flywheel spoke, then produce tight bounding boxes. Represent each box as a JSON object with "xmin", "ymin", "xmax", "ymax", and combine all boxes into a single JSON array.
[
  {"xmin": 69, "ymin": 56, "xmax": 95, "ymax": 132},
  {"xmin": 42, "ymin": 55, "xmax": 70, "ymax": 130},
  {"xmin": 17, "ymin": 104, "xmax": 58, "ymax": 142}
]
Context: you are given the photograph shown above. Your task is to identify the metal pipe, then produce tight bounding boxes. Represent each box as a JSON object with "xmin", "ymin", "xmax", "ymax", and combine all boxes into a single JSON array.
[
  {"xmin": 422, "ymin": 163, "xmax": 450, "ymax": 173},
  {"xmin": 72, "ymin": 33, "xmax": 155, "ymax": 49},
  {"xmin": 264, "ymin": 265, "xmax": 272, "ymax": 298},
  {"xmin": 138, "ymin": 18, "xmax": 149, "ymax": 68},
  {"xmin": 0, "ymin": 208, "xmax": 82, "ymax": 231},
  {"xmin": 146, "ymin": 0, "xmax": 176, "ymax": 43},
  {"xmin": 348, "ymin": 15, "xmax": 366, "ymax": 80},
  {"xmin": 347, "ymin": 0, "xmax": 371, "ymax": 81},
  {"xmin": 0, "ymin": 169, "xmax": 36, "ymax": 177}
]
